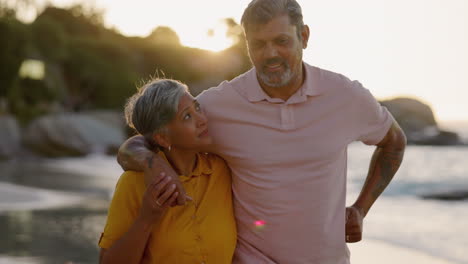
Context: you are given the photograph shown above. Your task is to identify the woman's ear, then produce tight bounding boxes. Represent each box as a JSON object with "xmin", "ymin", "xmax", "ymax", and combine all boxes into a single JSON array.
[{"xmin": 153, "ymin": 132, "xmax": 171, "ymax": 149}]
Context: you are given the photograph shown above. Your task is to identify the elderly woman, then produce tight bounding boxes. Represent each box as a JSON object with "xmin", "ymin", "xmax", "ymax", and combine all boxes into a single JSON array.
[{"xmin": 98, "ymin": 79, "xmax": 236, "ymax": 264}]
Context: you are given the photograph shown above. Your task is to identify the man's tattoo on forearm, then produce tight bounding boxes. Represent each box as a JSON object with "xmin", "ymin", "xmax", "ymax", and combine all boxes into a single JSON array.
[
  {"xmin": 372, "ymin": 148, "xmax": 403, "ymax": 198},
  {"xmin": 147, "ymin": 155, "xmax": 154, "ymax": 169}
]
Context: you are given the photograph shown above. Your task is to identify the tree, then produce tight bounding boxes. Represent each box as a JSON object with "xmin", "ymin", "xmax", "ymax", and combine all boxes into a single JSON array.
[
  {"xmin": 146, "ymin": 26, "xmax": 181, "ymax": 46},
  {"xmin": 0, "ymin": 17, "xmax": 29, "ymax": 99}
]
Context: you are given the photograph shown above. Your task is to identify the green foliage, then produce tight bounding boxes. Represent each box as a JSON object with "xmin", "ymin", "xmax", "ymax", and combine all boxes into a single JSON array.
[
  {"xmin": 63, "ymin": 37, "xmax": 138, "ymax": 109},
  {"xmin": 8, "ymin": 78, "xmax": 55, "ymax": 123},
  {"xmin": 147, "ymin": 26, "xmax": 181, "ymax": 46},
  {"xmin": 36, "ymin": 6, "xmax": 104, "ymax": 38},
  {"xmin": 0, "ymin": 5, "xmax": 252, "ymax": 124},
  {"xmin": 0, "ymin": 17, "xmax": 29, "ymax": 98},
  {"xmin": 31, "ymin": 16, "xmax": 68, "ymax": 61}
]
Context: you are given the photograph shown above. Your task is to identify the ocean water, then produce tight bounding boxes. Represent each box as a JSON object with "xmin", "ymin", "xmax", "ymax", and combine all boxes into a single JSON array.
[
  {"xmin": 347, "ymin": 143, "xmax": 468, "ymax": 264},
  {"xmin": 347, "ymin": 121, "xmax": 468, "ymax": 264},
  {"xmin": 1, "ymin": 122, "xmax": 467, "ymax": 263}
]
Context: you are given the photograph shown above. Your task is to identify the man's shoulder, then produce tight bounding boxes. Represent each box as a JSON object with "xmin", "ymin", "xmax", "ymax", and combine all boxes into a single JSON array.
[
  {"xmin": 305, "ymin": 63, "xmax": 362, "ymax": 96},
  {"xmin": 196, "ymin": 68, "xmax": 254, "ymax": 104},
  {"xmin": 306, "ymin": 64, "xmax": 352, "ymax": 87}
]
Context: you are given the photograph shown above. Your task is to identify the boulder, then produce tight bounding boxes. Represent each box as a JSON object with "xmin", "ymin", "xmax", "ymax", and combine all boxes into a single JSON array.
[
  {"xmin": 0, "ymin": 115, "xmax": 21, "ymax": 159},
  {"xmin": 421, "ymin": 190, "xmax": 468, "ymax": 201},
  {"xmin": 83, "ymin": 110, "xmax": 126, "ymax": 129},
  {"xmin": 23, "ymin": 112, "xmax": 125, "ymax": 157},
  {"xmin": 380, "ymin": 97, "xmax": 461, "ymax": 145}
]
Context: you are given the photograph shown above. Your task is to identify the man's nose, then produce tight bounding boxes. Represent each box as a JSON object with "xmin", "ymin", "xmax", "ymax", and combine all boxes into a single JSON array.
[{"xmin": 264, "ymin": 43, "xmax": 279, "ymax": 58}]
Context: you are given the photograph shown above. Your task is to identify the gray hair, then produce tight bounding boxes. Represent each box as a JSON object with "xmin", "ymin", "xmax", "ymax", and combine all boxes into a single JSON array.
[
  {"xmin": 124, "ymin": 79, "xmax": 188, "ymax": 150},
  {"xmin": 241, "ymin": 0, "xmax": 304, "ymax": 39}
]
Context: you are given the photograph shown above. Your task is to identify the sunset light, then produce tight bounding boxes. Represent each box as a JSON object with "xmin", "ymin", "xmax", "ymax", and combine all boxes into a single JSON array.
[
  {"xmin": 2, "ymin": 1, "xmax": 468, "ymax": 264},
  {"xmin": 8, "ymin": 0, "xmax": 468, "ymax": 121}
]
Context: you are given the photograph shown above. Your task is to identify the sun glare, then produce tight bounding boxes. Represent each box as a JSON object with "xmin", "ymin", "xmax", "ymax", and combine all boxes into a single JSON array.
[{"xmin": 180, "ymin": 22, "xmax": 235, "ymax": 52}]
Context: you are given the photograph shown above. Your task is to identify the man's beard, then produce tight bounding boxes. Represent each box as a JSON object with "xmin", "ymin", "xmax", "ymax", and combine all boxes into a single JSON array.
[{"xmin": 257, "ymin": 58, "xmax": 294, "ymax": 88}]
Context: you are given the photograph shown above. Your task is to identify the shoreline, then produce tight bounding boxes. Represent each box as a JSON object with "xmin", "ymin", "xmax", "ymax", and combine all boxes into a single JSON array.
[
  {"xmin": 0, "ymin": 182, "xmax": 86, "ymax": 213},
  {"xmin": 0, "ymin": 181, "xmax": 461, "ymax": 264}
]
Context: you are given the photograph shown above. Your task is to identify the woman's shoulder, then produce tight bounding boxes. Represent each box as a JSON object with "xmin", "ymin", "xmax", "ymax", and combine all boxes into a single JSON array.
[
  {"xmin": 115, "ymin": 170, "xmax": 146, "ymax": 190},
  {"xmin": 198, "ymin": 152, "xmax": 229, "ymax": 173}
]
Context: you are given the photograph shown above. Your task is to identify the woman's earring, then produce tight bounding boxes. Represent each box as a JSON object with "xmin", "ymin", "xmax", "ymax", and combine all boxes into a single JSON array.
[{"xmin": 168, "ymin": 146, "xmax": 172, "ymax": 151}]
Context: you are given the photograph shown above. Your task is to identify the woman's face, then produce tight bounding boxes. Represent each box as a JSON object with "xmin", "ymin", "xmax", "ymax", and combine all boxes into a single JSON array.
[{"xmin": 163, "ymin": 92, "xmax": 212, "ymax": 151}]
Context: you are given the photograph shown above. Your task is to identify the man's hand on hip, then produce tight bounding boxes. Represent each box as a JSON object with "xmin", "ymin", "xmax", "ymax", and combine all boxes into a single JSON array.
[{"xmin": 345, "ymin": 205, "xmax": 364, "ymax": 243}]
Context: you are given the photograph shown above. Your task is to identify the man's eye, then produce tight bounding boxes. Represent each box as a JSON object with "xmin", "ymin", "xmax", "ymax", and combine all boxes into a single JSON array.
[
  {"xmin": 251, "ymin": 42, "xmax": 264, "ymax": 49},
  {"xmin": 195, "ymin": 104, "xmax": 201, "ymax": 112},
  {"xmin": 277, "ymin": 38, "xmax": 288, "ymax": 45}
]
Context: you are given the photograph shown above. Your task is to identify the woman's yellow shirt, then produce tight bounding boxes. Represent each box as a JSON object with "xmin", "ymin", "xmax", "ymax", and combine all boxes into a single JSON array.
[{"xmin": 99, "ymin": 152, "xmax": 237, "ymax": 264}]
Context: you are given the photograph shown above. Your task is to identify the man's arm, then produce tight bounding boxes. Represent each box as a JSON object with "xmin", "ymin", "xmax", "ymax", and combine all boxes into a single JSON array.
[
  {"xmin": 346, "ymin": 120, "xmax": 407, "ymax": 242},
  {"xmin": 117, "ymin": 135, "xmax": 188, "ymax": 205}
]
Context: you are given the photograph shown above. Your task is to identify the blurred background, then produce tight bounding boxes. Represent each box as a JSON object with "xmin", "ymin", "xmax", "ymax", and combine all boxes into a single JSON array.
[{"xmin": 0, "ymin": 0, "xmax": 467, "ymax": 263}]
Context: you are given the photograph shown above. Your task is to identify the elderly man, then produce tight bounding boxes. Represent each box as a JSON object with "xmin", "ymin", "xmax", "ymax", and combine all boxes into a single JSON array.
[{"xmin": 118, "ymin": 0, "xmax": 406, "ymax": 263}]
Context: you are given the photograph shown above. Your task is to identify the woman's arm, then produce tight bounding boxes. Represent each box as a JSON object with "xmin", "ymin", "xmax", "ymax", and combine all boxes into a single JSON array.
[{"xmin": 100, "ymin": 175, "xmax": 178, "ymax": 264}]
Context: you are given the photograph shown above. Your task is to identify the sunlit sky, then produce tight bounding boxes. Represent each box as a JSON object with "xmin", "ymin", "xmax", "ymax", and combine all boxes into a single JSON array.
[{"xmin": 22, "ymin": 0, "xmax": 468, "ymax": 121}]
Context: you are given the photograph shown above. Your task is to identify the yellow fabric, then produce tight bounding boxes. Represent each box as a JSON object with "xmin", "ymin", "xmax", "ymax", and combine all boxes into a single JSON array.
[{"xmin": 99, "ymin": 152, "xmax": 236, "ymax": 264}]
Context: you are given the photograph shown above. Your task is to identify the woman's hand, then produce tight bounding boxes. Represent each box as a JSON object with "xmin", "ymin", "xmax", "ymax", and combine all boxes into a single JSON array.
[
  {"xmin": 117, "ymin": 135, "xmax": 188, "ymax": 206},
  {"xmin": 139, "ymin": 174, "xmax": 179, "ymax": 224}
]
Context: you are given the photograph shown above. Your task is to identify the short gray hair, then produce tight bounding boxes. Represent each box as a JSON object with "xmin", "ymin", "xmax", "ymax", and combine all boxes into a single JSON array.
[
  {"xmin": 241, "ymin": 0, "xmax": 304, "ymax": 38},
  {"xmin": 124, "ymin": 79, "xmax": 188, "ymax": 150}
]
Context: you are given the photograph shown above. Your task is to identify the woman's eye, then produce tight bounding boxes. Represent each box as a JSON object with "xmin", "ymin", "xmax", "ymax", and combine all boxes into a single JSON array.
[
  {"xmin": 195, "ymin": 105, "xmax": 201, "ymax": 112},
  {"xmin": 184, "ymin": 114, "xmax": 191, "ymax": 120}
]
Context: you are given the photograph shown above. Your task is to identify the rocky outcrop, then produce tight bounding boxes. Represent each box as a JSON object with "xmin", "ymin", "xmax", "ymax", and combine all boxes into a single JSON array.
[
  {"xmin": 83, "ymin": 110, "xmax": 126, "ymax": 129},
  {"xmin": 0, "ymin": 115, "xmax": 21, "ymax": 159},
  {"xmin": 380, "ymin": 98, "xmax": 461, "ymax": 145},
  {"xmin": 23, "ymin": 112, "xmax": 125, "ymax": 157},
  {"xmin": 421, "ymin": 190, "xmax": 468, "ymax": 201}
]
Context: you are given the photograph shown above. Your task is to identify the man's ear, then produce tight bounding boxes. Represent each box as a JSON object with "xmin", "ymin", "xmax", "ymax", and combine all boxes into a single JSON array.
[
  {"xmin": 301, "ymin": 25, "xmax": 310, "ymax": 49},
  {"xmin": 153, "ymin": 132, "xmax": 171, "ymax": 149}
]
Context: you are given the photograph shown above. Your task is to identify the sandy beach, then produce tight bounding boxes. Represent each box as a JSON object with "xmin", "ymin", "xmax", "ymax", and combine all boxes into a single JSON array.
[
  {"xmin": 0, "ymin": 182, "xmax": 85, "ymax": 213},
  {"xmin": 349, "ymin": 239, "xmax": 458, "ymax": 264},
  {"xmin": 0, "ymin": 180, "xmax": 460, "ymax": 264}
]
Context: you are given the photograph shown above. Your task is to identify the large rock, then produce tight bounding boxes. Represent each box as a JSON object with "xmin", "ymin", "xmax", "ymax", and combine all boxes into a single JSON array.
[
  {"xmin": 380, "ymin": 98, "xmax": 461, "ymax": 145},
  {"xmin": 23, "ymin": 112, "xmax": 125, "ymax": 157},
  {"xmin": 421, "ymin": 190, "xmax": 468, "ymax": 201},
  {"xmin": 83, "ymin": 110, "xmax": 126, "ymax": 129},
  {"xmin": 0, "ymin": 115, "xmax": 21, "ymax": 159},
  {"xmin": 83, "ymin": 110, "xmax": 128, "ymax": 154}
]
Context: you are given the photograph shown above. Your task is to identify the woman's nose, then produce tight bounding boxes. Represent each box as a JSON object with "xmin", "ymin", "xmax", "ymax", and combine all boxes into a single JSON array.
[{"xmin": 196, "ymin": 111, "xmax": 207, "ymax": 127}]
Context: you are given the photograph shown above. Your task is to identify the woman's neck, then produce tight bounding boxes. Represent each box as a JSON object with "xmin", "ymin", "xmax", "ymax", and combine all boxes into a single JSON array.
[{"xmin": 163, "ymin": 149, "xmax": 198, "ymax": 176}]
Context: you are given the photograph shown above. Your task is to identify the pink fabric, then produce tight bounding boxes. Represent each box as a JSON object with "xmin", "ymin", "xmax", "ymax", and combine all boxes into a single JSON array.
[{"xmin": 197, "ymin": 63, "xmax": 393, "ymax": 264}]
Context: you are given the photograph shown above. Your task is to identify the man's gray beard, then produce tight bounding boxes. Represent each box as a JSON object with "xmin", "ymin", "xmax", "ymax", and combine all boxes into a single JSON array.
[{"xmin": 258, "ymin": 67, "xmax": 293, "ymax": 88}]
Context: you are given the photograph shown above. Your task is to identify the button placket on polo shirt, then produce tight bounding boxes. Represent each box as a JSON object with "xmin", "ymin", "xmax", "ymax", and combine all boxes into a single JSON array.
[
  {"xmin": 189, "ymin": 172, "xmax": 209, "ymax": 264},
  {"xmin": 280, "ymin": 104, "xmax": 295, "ymax": 130}
]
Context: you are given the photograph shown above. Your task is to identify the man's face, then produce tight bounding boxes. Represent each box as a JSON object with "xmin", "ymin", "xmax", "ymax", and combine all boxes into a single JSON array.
[{"xmin": 246, "ymin": 14, "xmax": 309, "ymax": 89}]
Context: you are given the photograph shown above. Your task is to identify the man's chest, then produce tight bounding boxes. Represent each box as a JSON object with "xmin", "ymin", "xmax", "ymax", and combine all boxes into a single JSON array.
[{"xmin": 207, "ymin": 102, "xmax": 354, "ymax": 171}]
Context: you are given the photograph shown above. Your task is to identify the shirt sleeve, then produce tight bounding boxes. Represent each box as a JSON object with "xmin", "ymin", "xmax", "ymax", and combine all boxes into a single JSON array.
[
  {"xmin": 98, "ymin": 171, "xmax": 144, "ymax": 249},
  {"xmin": 349, "ymin": 80, "xmax": 394, "ymax": 145}
]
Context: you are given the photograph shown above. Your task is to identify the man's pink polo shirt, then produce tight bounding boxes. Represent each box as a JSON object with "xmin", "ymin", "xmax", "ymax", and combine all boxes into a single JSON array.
[{"xmin": 197, "ymin": 63, "xmax": 393, "ymax": 264}]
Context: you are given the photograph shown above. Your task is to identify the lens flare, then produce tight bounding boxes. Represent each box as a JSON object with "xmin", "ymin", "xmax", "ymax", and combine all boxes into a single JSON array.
[{"xmin": 254, "ymin": 220, "xmax": 266, "ymax": 231}]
